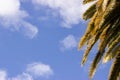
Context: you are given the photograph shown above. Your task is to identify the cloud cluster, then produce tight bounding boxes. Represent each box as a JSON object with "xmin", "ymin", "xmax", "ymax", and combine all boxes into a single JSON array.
[
  {"xmin": 0, "ymin": 0, "xmax": 96, "ymax": 38},
  {"xmin": 0, "ymin": 0, "xmax": 38, "ymax": 39},
  {"xmin": 60, "ymin": 35, "xmax": 77, "ymax": 51},
  {"xmin": 0, "ymin": 62, "xmax": 53, "ymax": 80},
  {"xmin": 32, "ymin": 0, "xmax": 95, "ymax": 28}
]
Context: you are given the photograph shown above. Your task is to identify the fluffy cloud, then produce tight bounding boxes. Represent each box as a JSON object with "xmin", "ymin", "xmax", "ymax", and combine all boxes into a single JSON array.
[
  {"xmin": 32, "ymin": 0, "xmax": 95, "ymax": 28},
  {"xmin": 0, "ymin": 0, "xmax": 38, "ymax": 39},
  {"xmin": 0, "ymin": 0, "xmax": 19, "ymax": 16},
  {"xmin": 0, "ymin": 62, "xmax": 53, "ymax": 80},
  {"xmin": 60, "ymin": 35, "xmax": 77, "ymax": 50},
  {"xmin": 0, "ymin": 70, "xmax": 6, "ymax": 80},
  {"xmin": 26, "ymin": 62, "xmax": 53, "ymax": 78}
]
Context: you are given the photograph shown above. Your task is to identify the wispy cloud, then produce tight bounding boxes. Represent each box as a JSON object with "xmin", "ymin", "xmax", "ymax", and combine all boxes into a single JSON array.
[
  {"xmin": 0, "ymin": 0, "xmax": 38, "ymax": 39},
  {"xmin": 32, "ymin": 0, "xmax": 95, "ymax": 28},
  {"xmin": 0, "ymin": 62, "xmax": 53, "ymax": 80},
  {"xmin": 60, "ymin": 35, "xmax": 77, "ymax": 51},
  {"xmin": 20, "ymin": 21, "xmax": 38, "ymax": 39}
]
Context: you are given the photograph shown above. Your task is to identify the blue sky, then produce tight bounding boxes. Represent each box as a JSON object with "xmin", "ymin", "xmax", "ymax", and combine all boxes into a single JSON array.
[{"xmin": 0, "ymin": 0, "xmax": 112, "ymax": 80}]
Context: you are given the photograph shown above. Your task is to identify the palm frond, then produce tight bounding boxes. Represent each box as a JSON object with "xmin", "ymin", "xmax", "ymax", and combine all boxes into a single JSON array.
[
  {"xmin": 103, "ymin": 35, "xmax": 120, "ymax": 63},
  {"xmin": 105, "ymin": 44, "xmax": 120, "ymax": 63},
  {"xmin": 79, "ymin": 0, "xmax": 120, "ymax": 80},
  {"xmin": 83, "ymin": 0, "xmax": 96, "ymax": 4},
  {"xmin": 108, "ymin": 52, "xmax": 120, "ymax": 80},
  {"xmin": 89, "ymin": 25, "xmax": 110, "ymax": 79},
  {"xmin": 81, "ymin": 29, "xmax": 101, "ymax": 66},
  {"xmin": 83, "ymin": 2, "xmax": 97, "ymax": 20},
  {"xmin": 78, "ymin": 12, "xmax": 98, "ymax": 50}
]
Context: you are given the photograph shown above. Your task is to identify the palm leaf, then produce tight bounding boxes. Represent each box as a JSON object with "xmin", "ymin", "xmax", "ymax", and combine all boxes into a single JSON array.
[
  {"xmin": 81, "ymin": 29, "xmax": 100, "ymax": 66},
  {"xmin": 108, "ymin": 52, "xmax": 120, "ymax": 80},
  {"xmin": 104, "ymin": 35, "xmax": 120, "ymax": 63},
  {"xmin": 78, "ymin": 12, "xmax": 98, "ymax": 50},
  {"xmin": 83, "ymin": 2, "xmax": 96, "ymax": 20},
  {"xmin": 83, "ymin": 0, "xmax": 96, "ymax": 4}
]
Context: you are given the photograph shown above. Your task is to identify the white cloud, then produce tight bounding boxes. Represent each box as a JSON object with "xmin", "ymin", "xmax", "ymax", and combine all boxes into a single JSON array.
[
  {"xmin": 9, "ymin": 73, "xmax": 33, "ymax": 80},
  {"xmin": 0, "ymin": 0, "xmax": 20, "ymax": 16},
  {"xmin": 0, "ymin": 62, "xmax": 53, "ymax": 80},
  {"xmin": 26, "ymin": 62, "xmax": 53, "ymax": 78},
  {"xmin": 32, "ymin": 0, "xmax": 95, "ymax": 28},
  {"xmin": 0, "ymin": 0, "xmax": 38, "ymax": 39},
  {"xmin": 0, "ymin": 70, "xmax": 7, "ymax": 80},
  {"xmin": 60, "ymin": 35, "xmax": 77, "ymax": 50}
]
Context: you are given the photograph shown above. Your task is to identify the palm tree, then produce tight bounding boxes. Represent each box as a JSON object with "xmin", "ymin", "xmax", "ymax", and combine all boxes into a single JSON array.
[{"xmin": 78, "ymin": 0, "xmax": 120, "ymax": 80}]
